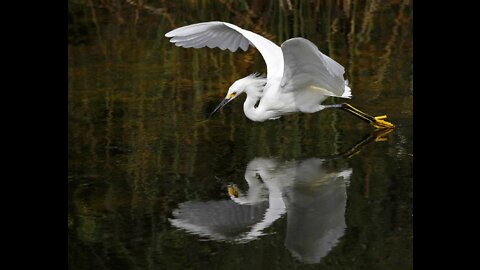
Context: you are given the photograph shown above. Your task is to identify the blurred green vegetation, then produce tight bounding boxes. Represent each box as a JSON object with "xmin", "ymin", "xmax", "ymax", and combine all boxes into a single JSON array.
[{"xmin": 68, "ymin": 0, "xmax": 412, "ymax": 269}]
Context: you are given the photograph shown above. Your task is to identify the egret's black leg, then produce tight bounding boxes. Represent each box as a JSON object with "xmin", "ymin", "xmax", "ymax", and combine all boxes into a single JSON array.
[{"xmin": 338, "ymin": 103, "xmax": 394, "ymax": 129}]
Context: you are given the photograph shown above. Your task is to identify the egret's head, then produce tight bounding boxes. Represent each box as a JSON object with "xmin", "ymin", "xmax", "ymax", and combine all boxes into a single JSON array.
[
  {"xmin": 227, "ymin": 184, "xmax": 241, "ymax": 198},
  {"xmin": 209, "ymin": 73, "xmax": 266, "ymax": 118},
  {"xmin": 227, "ymin": 184, "xmax": 252, "ymax": 205},
  {"xmin": 227, "ymin": 181, "xmax": 268, "ymax": 205}
]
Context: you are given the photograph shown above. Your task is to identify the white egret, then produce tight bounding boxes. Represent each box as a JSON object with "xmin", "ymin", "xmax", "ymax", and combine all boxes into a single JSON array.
[{"xmin": 165, "ymin": 21, "xmax": 393, "ymax": 129}]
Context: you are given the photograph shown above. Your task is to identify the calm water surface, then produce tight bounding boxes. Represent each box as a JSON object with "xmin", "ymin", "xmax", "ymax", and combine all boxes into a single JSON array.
[{"xmin": 68, "ymin": 1, "xmax": 412, "ymax": 269}]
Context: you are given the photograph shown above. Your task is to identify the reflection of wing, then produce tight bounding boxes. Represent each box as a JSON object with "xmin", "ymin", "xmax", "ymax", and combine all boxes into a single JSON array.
[
  {"xmin": 284, "ymin": 166, "xmax": 352, "ymax": 264},
  {"xmin": 169, "ymin": 200, "xmax": 269, "ymax": 242},
  {"xmin": 280, "ymin": 38, "xmax": 350, "ymax": 98}
]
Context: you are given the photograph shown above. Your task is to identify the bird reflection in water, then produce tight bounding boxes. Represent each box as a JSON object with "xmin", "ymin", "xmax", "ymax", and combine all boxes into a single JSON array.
[{"xmin": 169, "ymin": 129, "xmax": 392, "ymax": 264}]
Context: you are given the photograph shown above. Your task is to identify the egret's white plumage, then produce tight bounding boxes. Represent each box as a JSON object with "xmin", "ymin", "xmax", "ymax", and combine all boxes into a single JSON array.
[
  {"xmin": 165, "ymin": 21, "xmax": 352, "ymax": 122},
  {"xmin": 165, "ymin": 21, "xmax": 283, "ymax": 79}
]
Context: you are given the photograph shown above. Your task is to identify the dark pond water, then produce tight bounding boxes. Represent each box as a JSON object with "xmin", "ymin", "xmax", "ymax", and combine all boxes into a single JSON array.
[{"xmin": 68, "ymin": 0, "xmax": 412, "ymax": 269}]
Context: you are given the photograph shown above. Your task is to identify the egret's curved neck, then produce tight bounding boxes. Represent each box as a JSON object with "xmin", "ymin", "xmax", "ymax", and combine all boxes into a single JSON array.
[
  {"xmin": 243, "ymin": 95, "xmax": 262, "ymax": 121},
  {"xmin": 244, "ymin": 93, "xmax": 277, "ymax": 122}
]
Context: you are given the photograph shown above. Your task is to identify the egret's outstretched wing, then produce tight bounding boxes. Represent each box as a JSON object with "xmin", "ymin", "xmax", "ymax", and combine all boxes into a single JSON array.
[
  {"xmin": 280, "ymin": 38, "xmax": 350, "ymax": 98},
  {"xmin": 165, "ymin": 21, "xmax": 284, "ymax": 79}
]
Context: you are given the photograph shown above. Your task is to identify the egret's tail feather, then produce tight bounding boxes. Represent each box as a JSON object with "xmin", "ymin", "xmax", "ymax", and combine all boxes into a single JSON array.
[{"xmin": 341, "ymin": 81, "xmax": 352, "ymax": 99}]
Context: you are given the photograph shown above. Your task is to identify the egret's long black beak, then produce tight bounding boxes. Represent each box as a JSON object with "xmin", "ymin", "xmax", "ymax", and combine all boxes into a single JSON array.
[{"xmin": 208, "ymin": 98, "xmax": 232, "ymax": 118}]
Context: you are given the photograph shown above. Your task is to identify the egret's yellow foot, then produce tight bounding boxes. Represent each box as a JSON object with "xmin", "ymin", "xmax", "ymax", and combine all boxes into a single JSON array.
[
  {"xmin": 371, "ymin": 115, "xmax": 395, "ymax": 129},
  {"xmin": 341, "ymin": 103, "xmax": 395, "ymax": 130}
]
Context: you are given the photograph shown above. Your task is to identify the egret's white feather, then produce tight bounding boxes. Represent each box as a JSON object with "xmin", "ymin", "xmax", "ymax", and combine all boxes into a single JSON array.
[
  {"xmin": 342, "ymin": 81, "xmax": 351, "ymax": 98},
  {"xmin": 165, "ymin": 21, "xmax": 284, "ymax": 80},
  {"xmin": 280, "ymin": 38, "xmax": 349, "ymax": 98}
]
